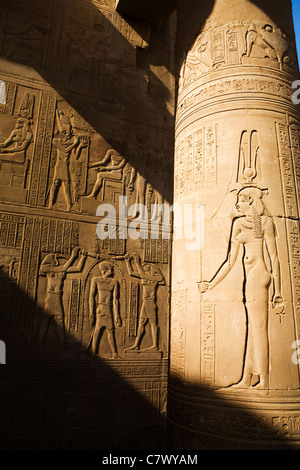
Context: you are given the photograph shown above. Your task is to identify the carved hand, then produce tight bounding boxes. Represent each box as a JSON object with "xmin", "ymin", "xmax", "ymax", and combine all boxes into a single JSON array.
[
  {"xmin": 272, "ymin": 293, "xmax": 284, "ymax": 308},
  {"xmin": 71, "ymin": 247, "xmax": 80, "ymax": 257},
  {"xmin": 198, "ymin": 281, "xmax": 210, "ymax": 293},
  {"xmin": 89, "ymin": 315, "xmax": 95, "ymax": 327},
  {"xmin": 116, "ymin": 316, "xmax": 122, "ymax": 328}
]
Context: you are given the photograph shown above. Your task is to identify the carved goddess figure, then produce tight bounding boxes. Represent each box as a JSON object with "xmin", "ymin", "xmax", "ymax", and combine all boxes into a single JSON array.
[
  {"xmin": 0, "ymin": 117, "xmax": 33, "ymax": 162},
  {"xmin": 198, "ymin": 186, "xmax": 284, "ymax": 389}
]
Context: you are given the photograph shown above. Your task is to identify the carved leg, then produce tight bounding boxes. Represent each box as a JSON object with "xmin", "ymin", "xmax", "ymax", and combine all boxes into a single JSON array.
[
  {"xmin": 107, "ymin": 328, "xmax": 120, "ymax": 358},
  {"xmin": 126, "ymin": 318, "xmax": 147, "ymax": 350},
  {"xmin": 48, "ymin": 181, "xmax": 60, "ymax": 208},
  {"xmin": 63, "ymin": 182, "xmax": 72, "ymax": 211}
]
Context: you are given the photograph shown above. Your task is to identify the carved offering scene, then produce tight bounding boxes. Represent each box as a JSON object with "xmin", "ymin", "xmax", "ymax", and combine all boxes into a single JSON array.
[
  {"xmin": 2, "ymin": 0, "xmax": 300, "ymax": 453},
  {"xmin": 0, "ymin": 0, "xmax": 174, "ymax": 451}
]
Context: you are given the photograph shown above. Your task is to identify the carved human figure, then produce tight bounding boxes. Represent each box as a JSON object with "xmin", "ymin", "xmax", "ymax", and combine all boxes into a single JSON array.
[
  {"xmin": 0, "ymin": 117, "xmax": 33, "ymax": 162},
  {"xmin": 37, "ymin": 247, "xmax": 87, "ymax": 347},
  {"xmin": 48, "ymin": 111, "xmax": 86, "ymax": 211},
  {"xmin": 8, "ymin": 257, "xmax": 18, "ymax": 278},
  {"xmin": 180, "ymin": 31, "xmax": 210, "ymax": 84},
  {"xmin": 87, "ymin": 149, "xmax": 126, "ymax": 199},
  {"xmin": 0, "ymin": 257, "xmax": 18, "ymax": 279},
  {"xmin": 125, "ymin": 252, "xmax": 164, "ymax": 351},
  {"xmin": 198, "ymin": 186, "xmax": 283, "ymax": 389},
  {"xmin": 88, "ymin": 261, "xmax": 122, "ymax": 358},
  {"xmin": 126, "ymin": 167, "xmax": 147, "ymax": 220}
]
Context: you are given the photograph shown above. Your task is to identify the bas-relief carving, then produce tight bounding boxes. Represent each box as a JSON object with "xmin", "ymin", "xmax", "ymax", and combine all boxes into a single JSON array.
[
  {"xmin": 0, "ymin": 97, "xmax": 171, "ymax": 361},
  {"xmin": 87, "ymin": 260, "xmax": 122, "ymax": 358},
  {"xmin": 124, "ymin": 252, "xmax": 164, "ymax": 354},
  {"xmin": 48, "ymin": 110, "xmax": 89, "ymax": 212},
  {"xmin": 24, "ymin": 206, "xmax": 169, "ymax": 359},
  {"xmin": 0, "ymin": 0, "xmax": 148, "ymax": 92},
  {"xmin": 197, "ymin": 129, "xmax": 298, "ymax": 391},
  {"xmin": 0, "ymin": 0, "xmax": 174, "ymax": 451},
  {"xmin": 36, "ymin": 247, "xmax": 87, "ymax": 348},
  {"xmin": 0, "ymin": 89, "xmax": 35, "ymax": 204},
  {"xmin": 87, "ymin": 148, "xmax": 126, "ymax": 200},
  {"xmin": 200, "ymin": 186, "xmax": 283, "ymax": 389},
  {"xmin": 177, "ymin": 76, "xmax": 295, "ymax": 123},
  {"xmin": 174, "ymin": 125, "xmax": 217, "ymax": 200},
  {"xmin": 180, "ymin": 20, "xmax": 297, "ymax": 87}
]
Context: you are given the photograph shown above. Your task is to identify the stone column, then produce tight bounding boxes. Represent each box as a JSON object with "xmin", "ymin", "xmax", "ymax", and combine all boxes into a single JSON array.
[{"xmin": 168, "ymin": 0, "xmax": 300, "ymax": 449}]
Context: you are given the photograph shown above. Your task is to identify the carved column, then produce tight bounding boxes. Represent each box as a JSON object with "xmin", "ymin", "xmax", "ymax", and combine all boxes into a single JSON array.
[{"xmin": 168, "ymin": 0, "xmax": 300, "ymax": 449}]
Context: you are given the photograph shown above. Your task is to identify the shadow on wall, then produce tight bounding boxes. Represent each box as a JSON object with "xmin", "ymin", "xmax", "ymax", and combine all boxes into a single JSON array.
[
  {"xmin": 0, "ymin": 267, "xmax": 167, "ymax": 450},
  {"xmin": 0, "ymin": 266, "xmax": 295, "ymax": 450},
  {"xmin": 175, "ymin": 0, "xmax": 298, "ymax": 73},
  {"xmin": 0, "ymin": 0, "xmax": 175, "ymax": 203},
  {"xmin": 0, "ymin": 0, "xmax": 299, "ymax": 451},
  {"xmin": 165, "ymin": 380, "xmax": 296, "ymax": 450}
]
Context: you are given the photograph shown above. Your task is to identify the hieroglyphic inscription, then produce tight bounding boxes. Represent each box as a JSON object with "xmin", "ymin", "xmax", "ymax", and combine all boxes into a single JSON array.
[
  {"xmin": 290, "ymin": 126, "xmax": 300, "ymax": 207},
  {"xmin": 211, "ymin": 27, "xmax": 225, "ymax": 67},
  {"xmin": 128, "ymin": 281, "xmax": 138, "ymax": 337},
  {"xmin": 0, "ymin": 213, "xmax": 24, "ymax": 248},
  {"xmin": 68, "ymin": 279, "xmax": 81, "ymax": 333},
  {"xmin": 95, "ymin": 231, "xmax": 126, "ymax": 256},
  {"xmin": 226, "ymin": 30, "xmax": 239, "ymax": 65},
  {"xmin": 41, "ymin": 218, "xmax": 79, "ymax": 255},
  {"xmin": 28, "ymin": 92, "xmax": 56, "ymax": 207},
  {"xmin": 287, "ymin": 219, "xmax": 300, "ymax": 332},
  {"xmin": 18, "ymin": 217, "xmax": 42, "ymax": 299},
  {"xmin": 272, "ymin": 415, "xmax": 300, "ymax": 439},
  {"xmin": 177, "ymin": 77, "xmax": 293, "ymax": 120},
  {"xmin": 101, "ymin": 7, "xmax": 148, "ymax": 48},
  {"xmin": 175, "ymin": 125, "xmax": 217, "ymax": 199},
  {"xmin": 170, "ymin": 288, "xmax": 187, "ymax": 379},
  {"xmin": 10, "ymin": 216, "xmax": 43, "ymax": 356},
  {"xmin": 201, "ymin": 302, "xmax": 215, "ymax": 386},
  {"xmin": 276, "ymin": 123, "xmax": 298, "ymax": 218},
  {"xmin": 142, "ymin": 237, "xmax": 170, "ymax": 264},
  {"xmin": 180, "ymin": 21, "xmax": 297, "ymax": 89},
  {"xmin": 276, "ymin": 123, "xmax": 300, "ymax": 335}
]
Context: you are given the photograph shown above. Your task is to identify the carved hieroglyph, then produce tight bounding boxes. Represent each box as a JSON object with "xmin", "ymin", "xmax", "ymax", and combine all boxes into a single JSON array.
[{"xmin": 169, "ymin": 0, "xmax": 300, "ymax": 449}]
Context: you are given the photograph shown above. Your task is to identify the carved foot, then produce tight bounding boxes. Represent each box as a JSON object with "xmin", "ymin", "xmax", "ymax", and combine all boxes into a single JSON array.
[
  {"xmin": 230, "ymin": 373, "xmax": 252, "ymax": 389},
  {"xmin": 125, "ymin": 344, "xmax": 139, "ymax": 351},
  {"xmin": 252, "ymin": 375, "xmax": 269, "ymax": 389},
  {"xmin": 142, "ymin": 345, "xmax": 159, "ymax": 351}
]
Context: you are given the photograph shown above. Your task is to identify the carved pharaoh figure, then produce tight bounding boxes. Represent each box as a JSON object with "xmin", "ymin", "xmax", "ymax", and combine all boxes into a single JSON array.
[
  {"xmin": 48, "ymin": 111, "xmax": 86, "ymax": 211},
  {"xmin": 88, "ymin": 261, "xmax": 122, "ymax": 358}
]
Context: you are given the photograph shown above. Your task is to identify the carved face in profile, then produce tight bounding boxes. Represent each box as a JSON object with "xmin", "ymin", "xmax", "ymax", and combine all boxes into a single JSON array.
[
  {"xmin": 142, "ymin": 263, "xmax": 152, "ymax": 274},
  {"xmin": 99, "ymin": 262, "xmax": 113, "ymax": 277},
  {"xmin": 236, "ymin": 193, "xmax": 253, "ymax": 214},
  {"xmin": 235, "ymin": 187, "xmax": 264, "ymax": 216},
  {"xmin": 111, "ymin": 155, "xmax": 122, "ymax": 166},
  {"xmin": 15, "ymin": 118, "xmax": 26, "ymax": 129}
]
